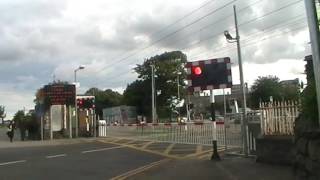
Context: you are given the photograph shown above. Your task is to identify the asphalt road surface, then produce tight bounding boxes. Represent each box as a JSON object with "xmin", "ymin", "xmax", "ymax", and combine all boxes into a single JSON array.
[
  {"xmin": 0, "ymin": 138, "xmax": 294, "ymax": 180},
  {"xmin": 0, "ymin": 141, "xmax": 164, "ymax": 180}
]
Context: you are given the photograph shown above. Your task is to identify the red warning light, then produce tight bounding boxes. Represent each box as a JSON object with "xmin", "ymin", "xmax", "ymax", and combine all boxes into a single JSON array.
[
  {"xmin": 78, "ymin": 99, "xmax": 83, "ymax": 105},
  {"xmin": 193, "ymin": 66, "xmax": 202, "ymax": 75}
]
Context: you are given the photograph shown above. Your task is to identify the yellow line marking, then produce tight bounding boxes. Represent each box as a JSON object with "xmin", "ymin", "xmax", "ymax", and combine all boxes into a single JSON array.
[
  {"xmin": 99, "ymin": 140, "xmax": 182, "ymax": 159},
  {"xmin": 164, "ymin": 143, "xmax": 175, "ymax": 155},
  {"xmin": 169, "ymin": 148, "xmax": 197, "ymax": 152},
  {"xmin": 185, "ymin": 149, "xmax": 212, "ymax": 158},
  {"xmin": 198, "ymin": 153, "xmax": 211, "ymax": 160},
  {"xmin": 110, "ymin": 159, "xmax": 170, "ymax": 180},
  {"xmin": 141, "ymin": 141, "xmax": 154, "ymax": 149},
  {"xmin": 123, "ymin": 139, "xmax": 137, "ymax": 145},
  {"xmin": 186, "ymin": 147, "xmax": 225, "ymax": 158},
  {"xmin": 81, "ymin": 146, "xmax": 124, "ymax": 154},
  {"xmin": 196, "ymin": 145, "xmax": 203, "ymax": 154}
]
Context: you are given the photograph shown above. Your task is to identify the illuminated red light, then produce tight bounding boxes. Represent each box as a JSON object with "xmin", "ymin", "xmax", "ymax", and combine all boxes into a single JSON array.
[
  {"xmin": 193, "ymin": 66, "xmax": 202, "ymax": 75},
  {"xmin": 78, "ymin": 99, "xmax": 83, "ymax": 105}
]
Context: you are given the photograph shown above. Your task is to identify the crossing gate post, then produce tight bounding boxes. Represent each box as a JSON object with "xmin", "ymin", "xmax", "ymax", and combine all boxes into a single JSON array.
[{"xmin": 210, "ymin": 90, "xmax": 221, "ymax": 161}]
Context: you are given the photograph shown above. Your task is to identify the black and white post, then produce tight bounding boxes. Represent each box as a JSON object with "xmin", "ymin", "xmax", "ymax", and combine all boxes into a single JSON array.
[{"xmin": 210, "ymin": 89, "xmax": 220, "ymax": 161}]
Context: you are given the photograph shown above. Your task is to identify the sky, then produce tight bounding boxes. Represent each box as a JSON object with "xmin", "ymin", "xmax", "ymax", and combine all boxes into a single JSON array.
[{"xmin": 0, "ymin": 0, "xmax": 311, "ymax": 119}]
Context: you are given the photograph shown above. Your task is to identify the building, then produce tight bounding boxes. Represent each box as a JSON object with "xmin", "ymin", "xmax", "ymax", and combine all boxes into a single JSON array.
[
  {"xmin": 280, "ymin": 78, "xmax": 300, "ymax": 90},
  {"xmin": 102, "ymin": 106, "xmax": 137, "ymax": 124}
]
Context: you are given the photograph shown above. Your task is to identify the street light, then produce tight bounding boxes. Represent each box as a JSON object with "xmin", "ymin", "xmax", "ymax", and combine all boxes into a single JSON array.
[
  {"xmin": 177, "ymin": 71, "xmax": 182, "ymax": 122},
  {"xmin": 74, "ymin": 65, "xmax": 85, "ymax": 138},
  {"xmin": 224, "ymin": 5, "xmax": 248, "ymax": 157}
]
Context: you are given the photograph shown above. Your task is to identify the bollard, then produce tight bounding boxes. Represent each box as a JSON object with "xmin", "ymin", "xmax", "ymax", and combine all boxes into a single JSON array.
[{"xmin": 211, "ymin": 140, "xmax": 221, "ymax": 161}]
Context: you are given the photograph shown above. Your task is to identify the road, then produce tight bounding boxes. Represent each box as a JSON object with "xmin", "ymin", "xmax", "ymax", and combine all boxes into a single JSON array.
[
  {"xmin": 0, "ymin": 138, "xmax": 294, "ymax": 180},
  {"xmin": 0, "ymin": 140, "xmax": 165, "ymax": 180}
]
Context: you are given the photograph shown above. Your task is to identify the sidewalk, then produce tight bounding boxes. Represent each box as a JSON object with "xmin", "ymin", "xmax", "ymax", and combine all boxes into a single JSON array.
[
  {"xmin": 0, "ymin": 138, "xmax": 97, "ymax": 149},
  {"xmin": 128, "ymin": 155, "xmax": 295, "ymax": 180}
]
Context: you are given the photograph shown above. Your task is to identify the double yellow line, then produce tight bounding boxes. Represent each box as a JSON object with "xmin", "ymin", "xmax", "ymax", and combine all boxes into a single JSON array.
[{"xmin": 110, "ymin": 158, "xmax": 170, "ymax": 180}]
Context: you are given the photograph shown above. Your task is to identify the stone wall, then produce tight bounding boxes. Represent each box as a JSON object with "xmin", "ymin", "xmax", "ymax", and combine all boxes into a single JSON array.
[
  {"xmin": 256, "ymin": 136, "xmax": 294, "ymax": 165},
  {"xmin": 294, "ymin": 131, "xmax": 320, "ymax": 180}
]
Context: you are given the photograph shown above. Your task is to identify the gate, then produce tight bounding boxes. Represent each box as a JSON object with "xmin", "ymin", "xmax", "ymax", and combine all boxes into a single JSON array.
[{"xmin": 98, "ymin": 120, "xmax": 242, "ymax": 149}]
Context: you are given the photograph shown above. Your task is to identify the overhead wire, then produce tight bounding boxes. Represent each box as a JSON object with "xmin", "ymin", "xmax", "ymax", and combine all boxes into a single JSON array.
[{"xmin": 88, "ymin": 0, "xmax": 306, "ymax": 88}]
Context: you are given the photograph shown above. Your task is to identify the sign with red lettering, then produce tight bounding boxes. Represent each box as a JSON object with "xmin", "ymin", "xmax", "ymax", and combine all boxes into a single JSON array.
[{"xmin": 43, "ymin": 84, "xmax": 75, "ymax": 105}]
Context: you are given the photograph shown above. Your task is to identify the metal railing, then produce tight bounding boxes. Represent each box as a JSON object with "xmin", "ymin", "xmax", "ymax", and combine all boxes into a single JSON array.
[{"xmin": 98, "ymin": 120, "xmax": 242, "ymax": 148}]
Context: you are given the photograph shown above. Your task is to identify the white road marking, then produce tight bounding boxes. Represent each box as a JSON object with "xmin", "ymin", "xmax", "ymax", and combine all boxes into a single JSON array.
[
  {"xmin": 81, "ymin": 146, "xmax": 123, "ymax": 154},
  {"xmin": 46, "ymin": 154, "xmax": 67, "ymax": 159},
  {"xmin": 0, "ymin": 160, "xmax": 26, "ymax": 166}
]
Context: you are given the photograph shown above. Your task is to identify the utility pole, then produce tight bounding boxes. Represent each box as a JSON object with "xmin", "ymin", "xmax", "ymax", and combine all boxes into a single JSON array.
[
  {"xmin": 305, "ymin": 0, "xmax": 320, "ymax": 126},
  {"xmin": 233, "ymin": 5, "xmax": 248, "ymax": 156},
  {"xmin": 74, "ymin": 70, "xmax": 78, "ymax": 137},
  {"xmin": 151, "ymin": 65, "xmax": 156, "ymax": 123},
  {"xmin": 177, "ymin": 73, "xmax": 181, "ymax": 121}
]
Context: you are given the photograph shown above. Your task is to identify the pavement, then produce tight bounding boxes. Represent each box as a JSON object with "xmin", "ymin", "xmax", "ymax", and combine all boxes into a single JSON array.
[
  {"xmin": 0, "ymin": 137, "xmax": 295, "ymax": 180},
  {"xmin": 0, "ymin": 127, "xmax": 21, "ymax": 143}
]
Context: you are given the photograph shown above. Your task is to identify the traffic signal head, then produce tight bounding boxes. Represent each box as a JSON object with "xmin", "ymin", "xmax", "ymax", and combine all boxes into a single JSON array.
[
  {"xmin": 77, "ymin": 97, "xmax": 95, "ymax": 109},
  {"xmin": 77, "ymin": 99, "xmax": 84, "ymax": 108}
]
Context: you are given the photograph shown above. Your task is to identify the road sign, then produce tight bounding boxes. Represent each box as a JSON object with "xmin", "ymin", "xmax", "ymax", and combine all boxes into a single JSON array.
[
  {"xmin": 186, "ymin": 57, "xmax": 232, "ymax": 92},
  {"xmin": 43, "ymin": 84, "xmax": 75, "ymax": 105}
]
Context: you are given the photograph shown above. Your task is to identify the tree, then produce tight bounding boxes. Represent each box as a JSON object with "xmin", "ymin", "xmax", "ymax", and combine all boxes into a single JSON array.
[
  {"xmin": 300, "ymin": 56, "xmax": 318, "ymax": 126},
  {"xmin": 24, "ymin": 111, "xmax": 39, "ymax": 140},
  {"xmin": 85, "ymin": 88, "xmax": 123, "ymax": 118},
  {"xmin": 249, "ymin": 76, "xmax": 300, "ymax": 108},
  {"xmin": 12, "ymin": 110, "xmax": 24, "ymax": 126},
  {"xmin": 124, "ymin": 51, "xmax": 187, "ymax": 120},
  {"xmin": 0, "ymin": 106, "xmax": 5, "ymax": 124},
  {"xmin": 123, "ymin": 80, "xmax": 150, "ymax": 116},
  {"xmin": 250, "ymin": 76, "xmax": 283, "ymax": 108}
]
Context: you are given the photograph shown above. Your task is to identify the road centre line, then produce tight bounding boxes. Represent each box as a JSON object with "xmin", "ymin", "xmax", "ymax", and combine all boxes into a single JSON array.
[
  {"xmin": 46, "ymin": 154, "xmax": 67, "ymax": 159},
  {"xmin": 81, "ymin": 146, "xmax": 124, "ymax": 154},
  {"xmin": 0, "ymin": 160, "xmax": 26, "ymax": 166}
]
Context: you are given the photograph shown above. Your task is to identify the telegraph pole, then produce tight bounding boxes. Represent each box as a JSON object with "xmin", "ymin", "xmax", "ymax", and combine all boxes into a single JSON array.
[
  {"xmin": 305, "ymin": 0, "xmax": 320, "ymax": 126},
  {"xmin": 234, "ymin": 5, "xmax": 248, "ymax": 156}
]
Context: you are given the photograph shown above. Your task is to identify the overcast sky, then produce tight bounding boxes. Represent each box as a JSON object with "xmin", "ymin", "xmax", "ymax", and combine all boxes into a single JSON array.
[{"xmin": 0, "ymin": 0, "xmax": 311, "ymax": 118}]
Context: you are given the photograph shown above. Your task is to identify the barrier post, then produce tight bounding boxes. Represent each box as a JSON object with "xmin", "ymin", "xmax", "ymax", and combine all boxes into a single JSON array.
[{"xmin": 210, "ymin": 90, "xmax": 221, "ymax": 161}]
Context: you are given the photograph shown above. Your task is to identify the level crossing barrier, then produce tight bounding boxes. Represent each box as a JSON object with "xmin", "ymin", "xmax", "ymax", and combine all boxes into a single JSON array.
[{"xmin": 98, "ymin": 120, "xmax": 242, "ymax": 148}]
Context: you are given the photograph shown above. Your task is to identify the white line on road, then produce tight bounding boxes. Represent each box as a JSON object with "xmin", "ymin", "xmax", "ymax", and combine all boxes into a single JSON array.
[
  {"xmin": 81, "ymin": 146, "xmax": 124, "ymax": 154},
  {"xmin": 46, "ymin": 154, "xmax": 67, "ymax": 159},
  {"xmin": 0, "ymin": 160, "xmax": 26, "ymax": 166}
]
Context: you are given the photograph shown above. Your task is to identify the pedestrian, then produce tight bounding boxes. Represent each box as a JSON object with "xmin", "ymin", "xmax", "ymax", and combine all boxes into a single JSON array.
[{"xmin": 6, "ymin": 121, "xmax": 15, "ymax": 142}]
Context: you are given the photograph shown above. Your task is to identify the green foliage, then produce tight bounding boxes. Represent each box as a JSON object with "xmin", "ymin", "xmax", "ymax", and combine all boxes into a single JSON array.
[
  {"xmin": 123, "ymin": 80, "xmax": 149, "ymax": 115},
  {"xmin": 249, "ymin": 75, "xmax": 300, "ymax": 108},
  {"xmin": 250, "ymin": 76, "xmax": 282, "ymax": 108},
  {"xmin": 300, "ymin": 56, "xmax": 318, "ymax": 126},
  {"xmin": 24, "ymin": 112, "xmax": 39, "ymax": 140},
  {"xmin": 12, "ymin": 110, "xmax": 25, "ymax": 127},
  {"xmin": 124, "ymin": 51, "xmax": 187, "ymax": 119},
  {"xmin": 12, "ymin": 110, "xmax": 39, "ymax": 140},
  {"xmin": 85, "ymin": 88, "xmax": 123, "ymax": 118}
]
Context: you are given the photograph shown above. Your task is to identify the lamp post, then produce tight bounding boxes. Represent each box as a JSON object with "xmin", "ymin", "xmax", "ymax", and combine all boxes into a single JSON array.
[
  {"xmin": 224, "ymin": 5, "xmax": 248, "ymax": 157},
  {"xmin": 177, "ymin": 71, "xmax": 182, "ymax": 122},
  {"xmin": 74, "ymin": 65, "xmax": 85, "ymax": 138}
]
